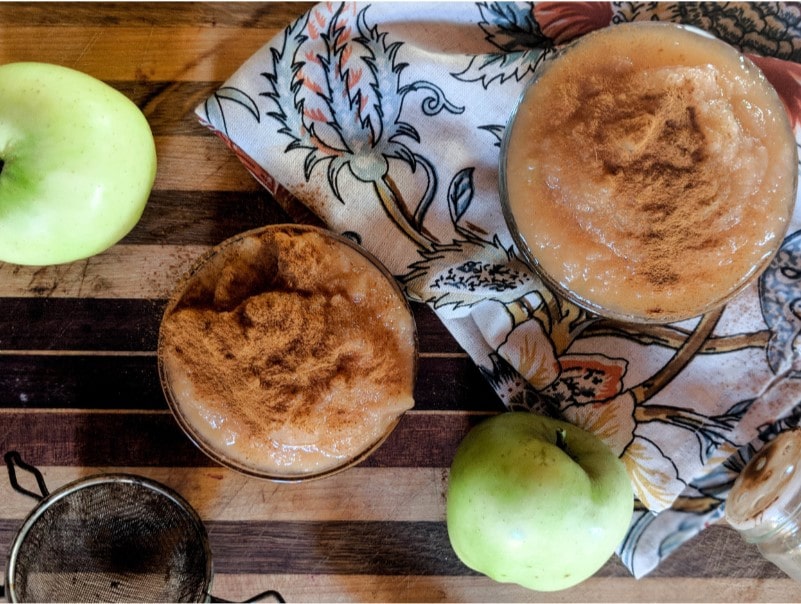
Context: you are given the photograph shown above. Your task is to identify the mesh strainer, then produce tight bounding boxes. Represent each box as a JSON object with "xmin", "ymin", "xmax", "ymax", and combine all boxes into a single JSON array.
[{"xmin": 1, "ymin": 452, "xmax": 285, "ymax": 603}]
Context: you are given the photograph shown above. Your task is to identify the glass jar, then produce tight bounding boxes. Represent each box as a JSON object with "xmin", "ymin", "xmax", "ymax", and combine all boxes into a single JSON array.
[{"xmin": 726, "ymin": 429, "xmax": 801, "ymax": 581}]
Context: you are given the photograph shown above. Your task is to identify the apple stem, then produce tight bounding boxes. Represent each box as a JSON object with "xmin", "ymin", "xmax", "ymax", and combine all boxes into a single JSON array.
[
  {"xmin": 555, "ymin": 428, "xmax": 578, "ymax": 461},
  {"xmin": 555, "ymin": 428, "xmax": 568, "ymax": 451}
]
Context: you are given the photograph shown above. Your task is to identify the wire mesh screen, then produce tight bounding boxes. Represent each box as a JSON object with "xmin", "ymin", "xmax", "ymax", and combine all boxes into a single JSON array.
[{"xmin": 7, "ymin": 476, "xmax": 212, "ymax": 603}]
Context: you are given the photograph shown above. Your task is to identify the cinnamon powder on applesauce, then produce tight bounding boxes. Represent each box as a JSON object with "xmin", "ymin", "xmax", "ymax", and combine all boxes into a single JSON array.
[
  {"xmin": 567, "ymin": 70, "xmax": 723, "ymax": 288},
  {"xmin": 160, "ymin": 227, "xmax": 416, "ymax": 475}
]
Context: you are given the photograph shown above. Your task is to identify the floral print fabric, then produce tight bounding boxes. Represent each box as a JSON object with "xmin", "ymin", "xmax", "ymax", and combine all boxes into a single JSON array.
[{"xmin": 197, "ymin": 1, "xmax": 801, "ymax": 578}]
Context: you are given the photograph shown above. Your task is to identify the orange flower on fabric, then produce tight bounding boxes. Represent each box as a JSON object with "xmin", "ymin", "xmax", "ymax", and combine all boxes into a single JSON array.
[
  {"xmin": 533, "ymin": 1, "xmax": 613, "ymax": 44},
  {"xmin": 748, "ymin": 54, "xmax": 801, "ymax": 131}
]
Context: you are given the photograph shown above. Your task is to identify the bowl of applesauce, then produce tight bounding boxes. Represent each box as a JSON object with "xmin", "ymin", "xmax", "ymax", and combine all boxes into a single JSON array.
[
  {"xmin": 500, "ymin": 22, "xmax": 798, "ymax": 324},
  {"xmin": 158, "ymin": 224, "xmax": 418, "ymax": 481}
]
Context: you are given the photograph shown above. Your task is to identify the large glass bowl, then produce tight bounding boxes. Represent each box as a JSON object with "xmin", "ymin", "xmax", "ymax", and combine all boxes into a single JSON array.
[{"xmin": 499, "ymin": 22, "xmax": 798, "ymax": 324}]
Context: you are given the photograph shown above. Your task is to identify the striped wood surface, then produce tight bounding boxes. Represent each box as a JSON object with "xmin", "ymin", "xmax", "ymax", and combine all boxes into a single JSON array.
[{"xmin": 0, "ymin": 3, "xmax": 796, "ymax": 602}]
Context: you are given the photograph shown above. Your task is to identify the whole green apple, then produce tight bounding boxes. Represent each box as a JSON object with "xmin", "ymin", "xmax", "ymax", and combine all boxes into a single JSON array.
[
  {"xmin": 0, "ymin": 62, "xmax": 157, "ymax": 265},
  {"xmin": 446, "ymin": 412, "xmax": 633, "ymax": 592}
]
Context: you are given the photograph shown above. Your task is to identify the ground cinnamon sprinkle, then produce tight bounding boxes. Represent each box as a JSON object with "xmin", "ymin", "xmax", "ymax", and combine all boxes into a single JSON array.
[
  {"xmin": 569, "ymin": 70, "xmax": 722, "ymax": 287},
  {"xmin": 159, "ymin": 226, "xmax": 417, "ymax": 477}
]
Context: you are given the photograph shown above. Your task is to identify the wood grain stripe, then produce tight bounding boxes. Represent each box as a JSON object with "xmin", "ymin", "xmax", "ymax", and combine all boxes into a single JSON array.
[
  {"xmin": 0, "ymin": 411, "xmax": 493, "ymax": 468},
  {"xmin": 11, "ymin": 466, "xmax": 761, "ymax": 590},
  {"xmin": 0, "ymin": 245, "xmax": 208, "ymax": 299},
  {"xmin": 212, "ymin": 520, "xmax": 469, "ymax": 576},
  {"xmin": 123, "ymin": 81, "xmax": 220, "ymax": 137},
  {"xmin": 0, "ymin": 27, "xmax": 285, "ymax": 82},
  {"xmin": 0, "ymin": 355, "xmax": 500, "ymax": 411},
  {"xmin": 0, "ymin": 3, "xmax": 315, "ymax": 28},
  {"xmin": 198, "ymin": 574, "xmax": 800, "ymax": 603},
  {"xmin": 1, "ymin": 240, "xmax": 432, "ymax": 299},
  {"xmin": 0, "ymin": 467, "xmax": 776, "ymax": 601},
  {"xmin": 0, "ymin": 520, "xmax": 469, "ymax": 576},
  {"xmin": 153, "ymin": 135, "xmax": 264, "ymax": 192},
  {"xmin": 0, "ymin": 298, "xmax": 462, "ymax": 354},
  {"xmin": 0, "ymin": 298, "xmax": 167, "ymax": 351},
  {"xmin": 123, "ymin": 190, "xmax": 293, "ymax": 245},
  {"xmin": 0, "ymin": 355, "xmax": 163, "ymax": 409},
  {"xmin": 0, "ymin": 518, "xmax": 780, "ymax": 581},
  {"xmin": 0, "ymin": 467, "xmax": 448, "ymax": 522},
  {"xmin": 201, "ymin": 523, "xmax": 776, "ymax": 579}
]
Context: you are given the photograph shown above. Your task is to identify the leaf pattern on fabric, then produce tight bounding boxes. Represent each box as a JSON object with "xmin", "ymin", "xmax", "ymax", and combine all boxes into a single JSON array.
[
  {"xmin": 261, "ymin": 2, "xmax": 464, "ymax": 250},
  {"xmin": 472, "ymin": 299, "xmax": 561, "ymax": 389},
  {"xmin": 479, "ymin": 351, "xmax": 552, "ymax": 414},
  {"xmin": 453, "ymin": 2, "xmax": 551, "ymax": 87},
  {"xmin": 620, "ymin": 438, "xmax": 687, "ymax": 511},
  {"xmin": 401, "ymin": 234, "xmax": 537, "ymax": 310},
  {"xmin": 761, "ymin": 229, "xmax": 801, "ymax": 374},
  {"xmin": 479, "ymin": 1, "xmax": 550, "ymax": 51}
]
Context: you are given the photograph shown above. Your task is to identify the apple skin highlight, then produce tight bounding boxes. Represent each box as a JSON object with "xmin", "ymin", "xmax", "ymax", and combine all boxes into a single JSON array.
[{"xmin": 0, "ymin": 62, "xmax": 157, "ymax": 266}]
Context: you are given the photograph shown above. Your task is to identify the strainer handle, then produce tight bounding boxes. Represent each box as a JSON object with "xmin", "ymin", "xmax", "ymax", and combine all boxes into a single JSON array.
[
  {"xmin": 210, "ymin": 589, "xmax": 286, "ymax": 603},
  {"xmin": 4, "ymin": 451, "xmax": 49, "ymax": 500}
]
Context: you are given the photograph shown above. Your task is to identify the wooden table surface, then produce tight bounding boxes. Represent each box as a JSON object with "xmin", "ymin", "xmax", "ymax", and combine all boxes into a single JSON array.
[{"xmin": 0, "ymin": 3, "xmax": 798, "ymax": 602}]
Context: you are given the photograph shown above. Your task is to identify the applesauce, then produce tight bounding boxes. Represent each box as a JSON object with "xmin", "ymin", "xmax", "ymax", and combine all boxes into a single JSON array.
[
  {"xmin": 158, "ymin": 225, "xmax": 417, "ymax": 480},
  {"xmin": 501, "ymin": 22, "xmax": 797, "ymax": 323}
]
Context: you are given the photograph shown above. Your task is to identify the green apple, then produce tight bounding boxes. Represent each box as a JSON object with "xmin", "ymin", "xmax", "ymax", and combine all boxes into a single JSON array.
[
  {"xmin": 0, "ymin": 62, "xmax": 157, "ymax": 265},
  {"xmin": 446, "ymin": 412, "xmax": 633, "ymax": 591}
]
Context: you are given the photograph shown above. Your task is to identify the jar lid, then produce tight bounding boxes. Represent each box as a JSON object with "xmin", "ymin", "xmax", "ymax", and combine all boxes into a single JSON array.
[{"xmin": 726, "ymin": 429, "xmax": 801, "ymax": 535}]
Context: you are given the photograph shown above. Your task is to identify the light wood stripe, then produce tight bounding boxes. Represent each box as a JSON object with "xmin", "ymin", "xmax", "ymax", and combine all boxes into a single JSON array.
[
  {"xmin": 154, "ymin": 135, "xmax": 264, "ymax": 192},
  {"xmin": 0, "ymin": 27, "xmax": 284, "ymax": 82},
  {"xmin": 208, "ymin": 575, "xmax": 798, "ymax": 603},
  {"xmin": 0, "ymin": 244, "xmax": 207, "ymax": 299},
  {"xmin": 0, "ymin": 466, "xmax": 447, "ymax": 523}
]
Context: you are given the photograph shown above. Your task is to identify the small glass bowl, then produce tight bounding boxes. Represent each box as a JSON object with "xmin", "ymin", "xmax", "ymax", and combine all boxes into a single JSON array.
[
  {"xmin": 158, "ymin": 224, "xmax": 418, "ymax": 482},
  {"xmin": 499, "ymin": 22, "xmax": 798, "ymax": 324}
]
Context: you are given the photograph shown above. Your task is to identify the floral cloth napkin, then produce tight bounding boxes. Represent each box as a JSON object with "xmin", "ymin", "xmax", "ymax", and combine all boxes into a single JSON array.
[{"xmin": 196, "ymin": 1, "xmax": 801, "ymax": 578}]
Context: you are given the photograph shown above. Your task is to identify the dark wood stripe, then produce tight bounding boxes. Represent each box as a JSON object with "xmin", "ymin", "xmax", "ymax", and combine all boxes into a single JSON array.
[
  {"xmin": 0, "ymin": 299, "xmax": 464, "ymax": 355},
  {"xmin": 121, "ymin": 190, "xmax": 293, "ymax": 245},
  {"xmin": 201, "ymin": 523, "xmax": 780, "ymax": 579},
  {"xmin": 414, "ymin": 304, "xmax": 465, "ymax": 355},
  {"xmin": 0, "ymin": 355, "xmax": 164, "ymax": 409},
  {"xmin": 414, "ymin": 354, "xmax": 501, "ymax": 410},
  {"xmin": 0, "ymin": 2, "xmax": 314, "ymax": 28},
  {"xmin": 0, "ymin": 411, "xmax": 490, "ymax": 468},
  {"xmin": 118, "ymin": 81, "xmax": 223, "ymax": 137},
  {"xmin": 0, "ymin": 518, "xmax": 779, "ymax": 580},
  {"xmin": 1, "ymin": 298, "xmax": 166, "ymax": 352},
  {"xmin": 210, "ymin": 520, "xmax": 471, "ymax": 575},
  {"xmin": 0, "ymin": 353, "xmax": 499, "ymax": 412},
  {"xmin": 0, "ymin": 519, "xmax": 470, "ymax": 576},
  {"xmin": 0, "ymin": 353, "xmax": 500, "ymax": 412}
]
